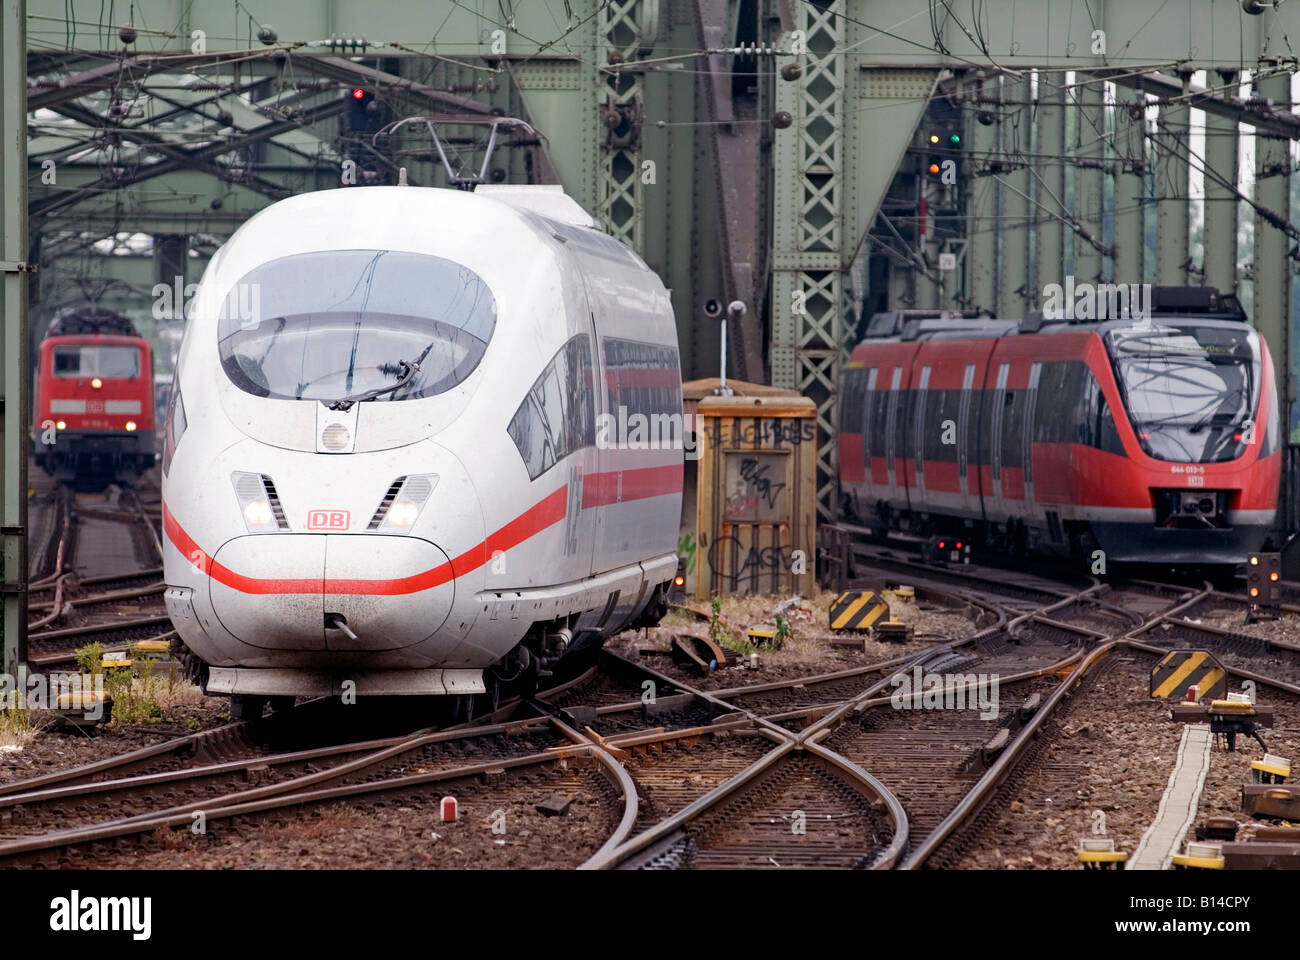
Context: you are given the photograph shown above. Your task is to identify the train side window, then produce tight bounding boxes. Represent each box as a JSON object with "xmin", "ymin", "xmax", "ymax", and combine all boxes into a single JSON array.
[
  {"xmin": 1033, "ymin": 363, "xmax": 1067, "ymax": 444},
  {"xmin": 896, "ymin": 386, "xmax": 913, "ymax": 465},
  {"xmin": 1258, "ymin": 385, "xmax": 1281, "ymax": 457},
  {"xmin": 162, "ymin": 386, "xmax": 187, "ymax": 477},
  {"xmin": 508, "ymin": 335, "xmax": 596, "ymax": 481},
  {"xmin": 1097, "ymin": 402, "xmax": 1124, "ymax": 456},
  {"xmin": 1077, "ymin": 366, "xmax": 1125, "ymax": 455},
  {"xmin": 1000, "ymin": 388, "xmax": 1024, "ymax": 469}
]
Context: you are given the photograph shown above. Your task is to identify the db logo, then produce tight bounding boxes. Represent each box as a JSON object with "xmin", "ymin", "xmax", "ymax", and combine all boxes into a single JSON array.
[
  {"xmin": 307, "ymin": 510, "xmax": 349, "ymax": 530},
  {"xmin": 87, "ymin": 399, "xmax": 105, "ymax": 414}
]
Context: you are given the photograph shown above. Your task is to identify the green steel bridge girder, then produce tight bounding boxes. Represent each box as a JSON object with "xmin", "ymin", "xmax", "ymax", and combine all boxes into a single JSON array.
[{"xmin": 14, "ymin": 0, "xmax": 1300, "ymax": 533}]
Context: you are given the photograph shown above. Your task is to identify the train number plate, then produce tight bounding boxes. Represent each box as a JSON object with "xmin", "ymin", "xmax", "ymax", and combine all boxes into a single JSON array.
[{"xmin": 307, "ymin": 510, "xmax": 350, "ymax": 530}]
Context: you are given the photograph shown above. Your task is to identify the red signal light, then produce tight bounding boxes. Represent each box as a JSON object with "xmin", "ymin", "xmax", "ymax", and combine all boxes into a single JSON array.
[
  {"xmin": 352, "ymin": 88, "xmax": 365, "ymax": 99},
  {"xmin": 1250, "ymin": 587, "xmax": 1260, "ymax": 598},
  {"xmin": 1270, "ymin": 572, "xmax": 1279, "ymax": 581},
  {"xmin": 938, "ymin": 541, "xmax": 945, "ymax": 549},
  {"xmin": 956, "ymin": 541, "xmax": 963, "ymax": 549}
]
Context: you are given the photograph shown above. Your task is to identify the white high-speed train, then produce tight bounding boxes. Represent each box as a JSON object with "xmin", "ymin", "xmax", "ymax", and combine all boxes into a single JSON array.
[{"xmin": 161, "ymin": 184, "xmax": 683, "ymax": 718}]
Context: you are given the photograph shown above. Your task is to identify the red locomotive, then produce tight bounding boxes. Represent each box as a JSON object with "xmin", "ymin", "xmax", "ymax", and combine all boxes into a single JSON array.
[
  {"xmin": 839, "ymin": 287, "xmax": 1280, "ymax": 568},
  {"xmin": 32, "ymin": 306, "xmax": 156, "ymax": 486}
]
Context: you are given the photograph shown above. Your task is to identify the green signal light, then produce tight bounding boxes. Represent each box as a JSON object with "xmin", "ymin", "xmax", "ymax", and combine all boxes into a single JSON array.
[{"xmin": 949, "ymin": 133, "xmax": 961, "ymax": 144}]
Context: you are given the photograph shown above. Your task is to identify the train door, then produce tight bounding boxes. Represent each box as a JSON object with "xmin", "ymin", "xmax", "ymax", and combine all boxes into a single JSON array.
[
  {"xmin": 957, "ymin": 363, "xmax": 976, "ymax": 514},
  {"xmin": 571, "ymin": 310, "xmax": 601, "ymax": 578},
  {"xmin": 912, "ymin": 365, "xmax": 931, "ymax": 506},
  {"xmin": 861, "ymin": 368, "xmax": 878, "ymax": 501},
  {"xmin": 989, "ymin": 362, "xmax": 1010, "ymax": 524},
  {"xmin": 1022, "ymin": 361, "xmax": 1042, "ymax": 525},
  {"xmin": 562, "ymin": 263, "xmax": 603, "ymax": 580},
  {"xmin": 884, "ymin": 366, "xmax": 903, "ymax": 508}
]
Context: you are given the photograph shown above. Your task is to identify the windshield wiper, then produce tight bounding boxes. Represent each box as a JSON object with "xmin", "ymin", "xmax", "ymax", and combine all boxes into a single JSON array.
[
  {"xmin": 1187, "ymin": 411, "xmax": 1242, "ymax": 434},
  {"xmin": 328, "ymin": 358, "xmax": 419, "ymax": 411},
  {"xmin": 325, "ymin": 341, "xmax": 439, "ymax": 411}
]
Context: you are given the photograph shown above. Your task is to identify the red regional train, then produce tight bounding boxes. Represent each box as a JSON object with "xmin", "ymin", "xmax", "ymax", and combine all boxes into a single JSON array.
[
  {"xmin": 838, "ymin": 287, "xmax": 1280, "ymax": 568},
  {"xmin": 32, "ymin": 306, "xmax": 156, "ymax": 487}
]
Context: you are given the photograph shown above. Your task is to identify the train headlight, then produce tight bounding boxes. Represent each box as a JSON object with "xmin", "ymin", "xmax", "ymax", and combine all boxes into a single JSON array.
[
  {"xmin": 320, "ymin": 422, "xmax": 351, "ymax": 452},
  {"xmin": 374, "ymin": 474, "xmax": 438, "ymax": 532},
  {"xmin": 232, "ymin": 471, "xmax": 281, "ymax": 533},
  {"xmin": 386, "ymin": 501, "xmax": 421, "ymax": 529},
  {"xmin": 90, "ymin": 378, "xmax": 102, "ymax": 389},
  {"xmin": 55, "ymin": 420, "xmax": 66, "ymax": 430},
  {"xmin": 125, "ymin": 421, "xmax": 137, "ymax": 432},
  {"xmin": 244, "ymin": 500, "xmax": 274, "ymax": 528}
]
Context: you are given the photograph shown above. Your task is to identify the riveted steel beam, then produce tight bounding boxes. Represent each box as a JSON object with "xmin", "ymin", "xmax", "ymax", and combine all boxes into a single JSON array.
[
  {"xmin": 691, "ymin": 0, "xmax": 763, "ymax": 383},
  {"xmin": 2, "ymin": 0, "xmax": 28, "ymax": 676},
  {"xmin": 1033, "ymin": 73, "xmax": 1068, "ymax": 300},
  {"xmin": 30, "ymin": 98, "xmax": 349, "ymax": 217},
  {"xmin": 1113, "ymin": 80, "xmax": 1148, "ymax": 285},
  {"xmin": 1070, "ymin": 74, "xmax": 1107, "ymax": 285},
  {"xmin": 1155, "ymin": 81, "xmax": 1191, "ymax": 287},
  {"xmin": 1202, "ymin": 77, "xmax": 1241, "ymax": 295},
  {"xmin": 998, "ymin": 75, "xmax": 1031, "ymax": 318}
]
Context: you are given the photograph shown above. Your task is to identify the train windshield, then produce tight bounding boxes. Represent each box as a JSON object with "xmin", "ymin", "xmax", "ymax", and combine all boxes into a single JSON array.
[
  {"xmin": 52, "ymin": 345, "xmax": 141, "ymax": 379},
  {"xmin": 216, "ymin": 250, "xmax": 496, "ymax": 403},
  {"xmin": 1105, "ymin": 324, "xmax": 1260, "ymax": 463}
]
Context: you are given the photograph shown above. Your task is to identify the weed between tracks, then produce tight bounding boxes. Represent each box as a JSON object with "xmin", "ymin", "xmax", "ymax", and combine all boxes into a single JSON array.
[
  {"xmin": 73, "ymin": 641, "xmax": 205, "ymax": 726},
  {"xmin": 0, "ymin": 709, "xmax": 36, "ymax": 751}
]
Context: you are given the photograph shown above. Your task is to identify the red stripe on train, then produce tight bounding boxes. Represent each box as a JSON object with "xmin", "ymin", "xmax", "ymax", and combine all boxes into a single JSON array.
[
  {"xmin": 164, "ymin": 463, "xmax": 682, "ymax": 596},
  {"xmin": 162, "ymin": 487, "xmax": 569, "ymax": 596}
]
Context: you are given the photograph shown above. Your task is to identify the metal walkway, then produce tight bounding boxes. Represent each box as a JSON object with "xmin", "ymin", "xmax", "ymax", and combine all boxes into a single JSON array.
[{"xmin": 1128, "ymin": 723, "xmax": 1213, "ymax": 870}]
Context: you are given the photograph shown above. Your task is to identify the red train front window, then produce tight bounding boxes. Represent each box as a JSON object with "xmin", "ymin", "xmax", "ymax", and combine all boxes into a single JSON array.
[
  {"xmin": 52, "ymin": 345, "xmax": 141, "ymax": 379},
  {"xmin": 1105, "ymin": 324, "xmax": 1260, "ymax": 463}
]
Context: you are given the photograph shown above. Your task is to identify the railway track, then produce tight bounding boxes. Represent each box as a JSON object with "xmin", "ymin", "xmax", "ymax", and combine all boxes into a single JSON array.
[
  {"xmin": 25, "ymin": 471, "xmax": 169, "ymax": 665},
  {"xmin": 7, "ymin": 516, "xmax": 1298, "ymax": 870}
]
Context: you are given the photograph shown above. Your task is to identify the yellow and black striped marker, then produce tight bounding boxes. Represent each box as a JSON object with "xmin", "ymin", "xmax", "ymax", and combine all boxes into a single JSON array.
[
  {"xmin": 1150, "ymin": 650, "xmax": 1227, "ymax": 701},
  {"xmin": 829, "ymin": 590, "xmax": 890, "ymax": 631}
]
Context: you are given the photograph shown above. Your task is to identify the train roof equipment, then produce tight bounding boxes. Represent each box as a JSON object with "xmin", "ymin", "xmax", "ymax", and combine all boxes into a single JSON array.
[{"xmin": 46, "ymin": 305, "xmax": 140, "ymax": 338}]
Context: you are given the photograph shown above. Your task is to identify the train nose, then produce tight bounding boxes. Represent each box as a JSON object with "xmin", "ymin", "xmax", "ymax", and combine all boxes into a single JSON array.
[{"xmin": 209, "ymin": 534, "xmax": 454, "ymax": 651}]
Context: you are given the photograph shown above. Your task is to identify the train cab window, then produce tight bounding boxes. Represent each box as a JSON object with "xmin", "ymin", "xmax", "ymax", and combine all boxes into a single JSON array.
[
  {"xmin": 1105, "ymin": 324, "xmax": 1262, "ymax": 463},
  {"xmin": 52, "ymin": 345, "xmax": 141, "ymax": 379},
  {"xmin": 508, "ymin": 336, "xmax": 596, "ymax": 480},
  {"xmin": 161, "ymin": 386, "xmax": 187, "ymax": 477},
  {"xmin": 216, "ymin": 250, "xmax": 496, "ymax": 404}
]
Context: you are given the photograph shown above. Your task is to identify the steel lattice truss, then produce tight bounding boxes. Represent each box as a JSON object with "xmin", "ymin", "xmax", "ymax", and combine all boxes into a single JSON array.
[{"xmin": 773, "ymin": 0, "xmax": 845, "ymax": 520}]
